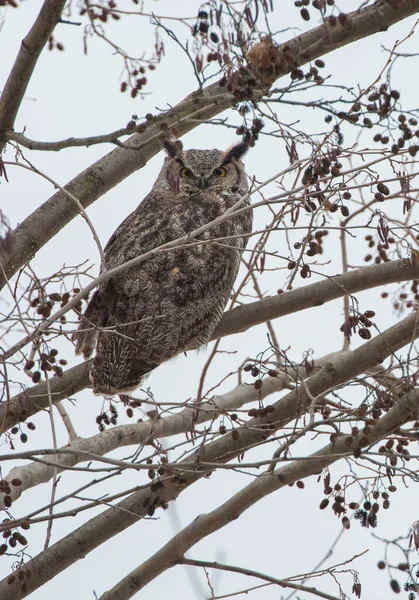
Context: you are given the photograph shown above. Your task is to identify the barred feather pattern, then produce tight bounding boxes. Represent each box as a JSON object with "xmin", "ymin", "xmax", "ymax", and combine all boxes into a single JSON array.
[{"xmin": 74, "ymin": 142, "xmax": 252, "ymax": 395}]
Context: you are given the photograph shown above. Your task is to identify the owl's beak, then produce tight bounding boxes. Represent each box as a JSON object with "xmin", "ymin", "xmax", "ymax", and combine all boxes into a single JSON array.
[{"xmin": 199, "ymin": 175, "xmax": 209, "ymax": 189}]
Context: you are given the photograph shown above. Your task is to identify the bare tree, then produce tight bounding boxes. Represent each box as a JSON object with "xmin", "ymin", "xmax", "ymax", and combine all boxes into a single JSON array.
[{"xmin": 1, "ymin": 1, "xmax": 419, "ymax": 599}]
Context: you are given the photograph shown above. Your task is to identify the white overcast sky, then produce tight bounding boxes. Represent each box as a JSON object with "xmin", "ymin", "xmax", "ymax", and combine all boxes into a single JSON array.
[{"xmin": 1, "ymin": 2, "xmax": 419, "ymax": 599}]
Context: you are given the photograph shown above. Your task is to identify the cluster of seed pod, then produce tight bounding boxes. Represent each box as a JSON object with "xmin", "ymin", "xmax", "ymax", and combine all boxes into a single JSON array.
[
  {"xmin": 25, "ymin": 347, "xmax": 66, "ymax": 384},
  {"xmin": 339, "ymin": 309, "xmax": 376, "ymax": 341},
  {"xmin": 295, "ymin": 0, "xmax": 347, "ymax": 25},
  {"xmin": 293, "ymin": 230, "xmax": 329, "ymax": 257},
  {"xmin": 5, "ymin": 561, "xmax": 32, "ymax": 595},
  {"xmin": 369, "ymin": 389, "xmax": 399, "ymax": 420},
  {"xmin": 79, "ymin": 3, "xmax": 121, "ymax": 23},
  {"xmin": 77, "ymin": 3, "xmax": 159, "ymax": 97},
  {"xmin": 381, "ymin": 278, "xmax": 419, "ymax": 313},
  {"xmin": 301, "ymin": 154, "xmax": 352, "ymax": 215},
  {"xmin": 377, "ymin": 547, "xmax": 419, "ymax": 598},
  {"xmin": 0, "ymin": 478, "xmax": 21, "ymax": 511},
  {"xmin": 378, "ymin": 437, "xmax": 412, "ymax": 467},
  {"xmin": 247, "ymin": 405, "xmax": 275, "ymax": 418},
  {"xmin": 96, "ymin": 404, "xmax": 119, "ymax": 432},
  {"xmin": 47, "ymin": 34, "xmax": 64, "ymax": 52},
  {"xmin": 190, "ymin": 8, "xmax": 228, "ymax": 77},
  {"xmin": 288, "ymin": 58, "xmax": 325, "ymax": 84},
  {"xmin": 243, "ymin": 362, "xmax": 280, "ymax": 390},
  {"xmin": 30, "ymin": 287, "xmax": 83, "ymax": 323},
  {"xmin": 319, "ymin": 477, "xmax": 397, "ymax": 531},
  {"xmin": 9, "ymin": 422, "xmax": 35, "ymax": 445},
  {"xmin": 1, "ymin": 525, "xmax": 28, "ymax": 552},
  {"xmin": 235, "ymin": 117, "xmax": 264, "ymax": 147}
]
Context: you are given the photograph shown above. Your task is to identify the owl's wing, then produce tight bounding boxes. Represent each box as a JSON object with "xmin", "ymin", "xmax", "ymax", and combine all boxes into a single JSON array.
[{"xmin": 73, "ymin": 192, "xmax": 175, "ymax": 358}]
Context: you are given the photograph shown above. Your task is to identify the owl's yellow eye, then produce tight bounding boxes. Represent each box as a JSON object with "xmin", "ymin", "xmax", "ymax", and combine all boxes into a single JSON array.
[
  {"xmin": 180, "ymin": 167, "xmax": 193, "ymax": 178},
  {"xmin": 213, "ymin": 167, "xmax": 227, "ymax": 178}
]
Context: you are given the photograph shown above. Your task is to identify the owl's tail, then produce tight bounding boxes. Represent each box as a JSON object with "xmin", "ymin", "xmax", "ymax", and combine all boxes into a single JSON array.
[{"xmin": 89, "ymin": 335, "xmax": 157, "ymax": 396}]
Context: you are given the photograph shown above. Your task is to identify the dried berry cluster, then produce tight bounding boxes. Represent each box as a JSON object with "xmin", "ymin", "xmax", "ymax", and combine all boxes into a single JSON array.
[
  {"xmin": 96, "ymin": 404, "xmax": 119, "ymax": 431},
  {"xmin": 30, "ymin": 287, "xmax": 83, "ymax": 322},
  {"xmin": 378, "ymin": 537, "xmax": 419, "ymax": 598},
  {"xmin": 319, "ymin": 476, "xmax": 397, "ymax": 531},
  {"xmin": 294, "ymin": 0, "xmax": 347, "ymax": 26},
  {"xmin": 293, "ymin": 229, "xmax": 328, "ymax": 257},
  {"xmin": 390, "ymin": 113, "xmax": 419, "ymax": 156},
  {"xmin": 378, "ymin": 437, "xmax": 412, "ymax": 466},
  {"xmin": 354, "ymin": 500, "xmax": 380, "ymax": 528},
  {"xmin": 289, "ymin": 58, "xmax": 325, "ymax": 84},
  {"xmin": 404, "ymin": 581, "xmax": 418, "ymax": 600},
  {"xmin": 25, "ymin": 348, "xmax": 65, "ymax": 384},
  {"xmin": 301, "ymin": 152, "xmax": 352, "ymax": 215},
  {"xmin": 120, "ymin": 68, "xmax": 149, "ymax": 98},
  {"xmin": 142, "ymin": 456, "xmax": 170, "ymax": 515},
  {"xmin": 124, "ymin": 397, "xmax": 142, "ymax": 419},
  {"xmin": 77, "ymin": 3, "xmax": 159, "ymax": 96},
  {"xmin": 79, "ymin": 3, "xmax": 121, "ymax": 23},
  {"xmin": 1, "ymin": 524, "xmax": 28, "ymax": 552},
  {"xmin": 5, "ymin": 563, "xmax": 32, "ymax": 594},
  {"xmin": 0, "ymin": 478, "xmax": 21, "ymax": 511},
  {"xmin": 340, "ymin": 84, "xmax": 400, "ymax": 126},
  {"xmin": 235, "ymin": 117, "xmax": 264, "ymax": 147},
  {"xmin": 302, "ymin": 152, "xmax": 341, "ymax": 185},
  {"xmin": 339, "ymin": 309, "xmax": 375, "ymax": 341},
  {"xmin": 192, "ymin": 9, "xmax": 220, "ymax": 40},
  {"xmin": 243, "ymin": 362, "xmax": 280, "ymax": 390},
  {"xmin": 286, "ymin": 260, "xmax": 311, "ymax": 280},
  {"xmin": 320, "ymin": 78, "xmax": 419, "ymax": 153},
  {"xmin": 247, "ymin": 405, "xmax": 275, "ymax": 418},
  {"xmin": 370, "ymin": 389, "xmax": 401, "ymax": 419},
  {"xmin": 9, "ymin": 422, "xmax": 35, "ymax": 446},
  {"xmin": 190, "ymin": 8, "xmax": 227, "ymax": 76},
  {"xmin": 364, "ymin": 232, "xmax": 394, "ymax": 265},
  {"xmin": 319, "ymin": 478, "xmax": 352, "ymax": 530},
  {"xmin": 381, "ymin": 278, "xmax": 419, "ymax": 312},
  {"xmin": 47, "ymin": 35, "xmax": 64, "ymax": 52}
]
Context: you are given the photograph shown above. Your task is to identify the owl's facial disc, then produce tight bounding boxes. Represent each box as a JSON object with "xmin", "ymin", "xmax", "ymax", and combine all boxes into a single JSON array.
[{"xmin": 178, "ymin": 160, "xmax": 232, "ymax": 192}]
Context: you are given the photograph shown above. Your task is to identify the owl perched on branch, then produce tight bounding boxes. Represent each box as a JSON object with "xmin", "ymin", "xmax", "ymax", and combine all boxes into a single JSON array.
[{"xmin": 74, "ymin": 139, "xmax": 252, "ymax": 395}]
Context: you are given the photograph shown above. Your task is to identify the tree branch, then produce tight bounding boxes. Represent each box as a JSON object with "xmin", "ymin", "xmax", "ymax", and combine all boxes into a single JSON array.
[
  {"xmin": 0, "ymin": 0, "xmax": 67, "ymax": 146},
  {"xmin": 2, "ymin": 0, "xmax": 418, "ymax": 290},
  {"xmin": 1, "ymin": 355, "xmax": 330, "ymax": 506},
  {"xmin": 1, "ymin": 309, "xmax": 417, "ymax": 599},
  {"xmin": 98, "ymin": 382, "xmax": 419, "ymax": 600},
  {"xmin": 180, "ymin": 557, "xmax": 345, "ymax": 600},
  {"xmin": 2, "ymin": 257, "xmax": 417, "ymax": 432}
]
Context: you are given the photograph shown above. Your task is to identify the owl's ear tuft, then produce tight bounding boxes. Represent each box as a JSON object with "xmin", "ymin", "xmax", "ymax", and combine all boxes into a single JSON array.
[
  {"xmin": 223, "ymin": 141, "xmax": 249, "ymax": 164},
  {"xmin": 163, "ymin": 138, "xmax": 184, "ymax": 159}
]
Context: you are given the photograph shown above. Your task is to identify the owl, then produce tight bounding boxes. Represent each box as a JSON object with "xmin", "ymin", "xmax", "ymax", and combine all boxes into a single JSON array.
[{"xmin": 74, "ymin": 138, "xmax": 252, "ymax": 395}]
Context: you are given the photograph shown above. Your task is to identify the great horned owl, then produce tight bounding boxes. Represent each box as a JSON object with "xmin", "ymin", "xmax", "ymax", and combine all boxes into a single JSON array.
[{"xmin": 74, "ymin": 138, "xmax": 251, "ymax": 395}]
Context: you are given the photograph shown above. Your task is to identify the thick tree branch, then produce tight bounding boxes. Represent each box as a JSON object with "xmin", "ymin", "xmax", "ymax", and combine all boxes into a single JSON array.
[
  {"xmin": 214, "ymin": 257, "xmax": 418, "ymax": 339},
  {"xmin": 0, "ymin": 0, "xmax": 67, "ymax": 147},
  {"xmin": 2, "ymin": 257, "xmax": 416, "ymax": 432},
  {"xmin": 246, "ymin": 0, "xmax": 419, "ymax": 84},
  {"xmin": 0, "ymin": 360, "xmax": 92, "ymax": 434},
  {"xmin": 2, "ymin": 356, "xmax": 331, "ymax": 506},
  {"xmin": 1, "ymin": 309, "xmax": 417, "ymax": 599},
  {"xmin": 1, "ymin": 0, "xmax": 418, "ymax": 290},
  {"xmin": 99, "ymin": 383, "xmax": 419, "ymax": 600}
]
